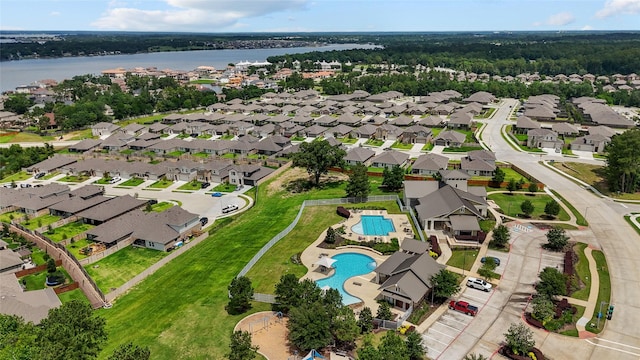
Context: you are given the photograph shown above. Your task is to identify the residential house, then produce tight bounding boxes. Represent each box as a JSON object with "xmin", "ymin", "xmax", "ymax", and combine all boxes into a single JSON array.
[
  {"xmin": 433, "ymin": 130, "xmax": 466, "ymax": 147},
  {"xmin": 447, "ymin": 112, "xmax": 473, "ymax": 129},
  {"xmin": 228, "ymin": 164, "xmax": 275, "ymax": 186},
  {"xmin": 463, "ymin": 91, "xmax": 496, "ymax": 104},
  {"xmin": 400, "ymin": 125, "xmax": 432, "ymax": 144},
  {"xmin": 67, "ymin": 139, "xmax": 102, "ymax": 153},
  {"xmin": 91, "ymin": 122, "xmax": 120, "ymax": 137},
  {"xmin": 77, "ymin": 195, "xmax": 148, "ymax": 225},
  {"xmin": 374, "ymin": 251, "xmax": 444, "ymax": 310},
  {"xmin": 254, "ymin": 138, "xmax": 283, "ymax": 156},
  {"xmin": 552, "ymin": 122, "xmax": 580, "ymax": 136},
  {"xmin": 414, "ymin": 184, "xmax": 487, "ymax": 232},
  {"xmin": 514, "ymin": 116, "xmax": 541, "ymax": 134},
  {"xmin": 370, "ymin": 150, "xmax": 410, "ymax": 169},
  {"xmin": 570, "ymin": 134, "xmax": 611, "ymax": 154},
  {"xmin": 526, "ymin": 129, "xmax": 563, "ymax": 150},
  {"xmin": 25, "ymin": 155, "xmax": 77, "ymax": 175},
  {"xmin": 411, "ymin": 153, "xmax": 448, "ymax": 176},
  {"xmin": 343, "ymin": 147, "xmax": 376, "ymax": 166}
]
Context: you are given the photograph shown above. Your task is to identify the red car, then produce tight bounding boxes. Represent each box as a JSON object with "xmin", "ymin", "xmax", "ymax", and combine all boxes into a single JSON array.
[{"xmin": 448, "ymin": 300, "xmax": 478, "ymax": 316}]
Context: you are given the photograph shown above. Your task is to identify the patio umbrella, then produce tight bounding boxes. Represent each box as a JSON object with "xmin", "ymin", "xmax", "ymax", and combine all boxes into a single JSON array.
[
  {"xmin": 320, "ymin": 285, "xmax": 332, "ymax": 292},
  {"xmin": 315, "ymin": 256, "xmax": 337, "ymax": 269}
]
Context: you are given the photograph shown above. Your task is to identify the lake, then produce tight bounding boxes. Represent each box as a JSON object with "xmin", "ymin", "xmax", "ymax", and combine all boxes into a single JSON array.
[{"xmin": 0, "ymin": 44, "xmax": 378, "ymax": 92}]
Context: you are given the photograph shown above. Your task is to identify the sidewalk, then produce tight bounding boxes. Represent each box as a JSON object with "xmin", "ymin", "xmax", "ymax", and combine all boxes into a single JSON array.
[{"xmin": 576, "ymin": 246, "xmax": 600, "ymax": 339}]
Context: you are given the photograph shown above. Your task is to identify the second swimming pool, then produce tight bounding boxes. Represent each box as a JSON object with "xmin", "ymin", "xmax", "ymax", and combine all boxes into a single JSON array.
[
  {"xmin": 351, "ymin": 215, "xmax": 395, "ymax": 236},
  {"xmin": 315, "ymin": 252, "xmax": 377, "ymax": 305}
]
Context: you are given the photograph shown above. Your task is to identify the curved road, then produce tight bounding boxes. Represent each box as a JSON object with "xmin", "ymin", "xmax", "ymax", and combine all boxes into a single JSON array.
[{"xmin": 481, "ymin": 99, "xmax": 640, "ymax": 359}]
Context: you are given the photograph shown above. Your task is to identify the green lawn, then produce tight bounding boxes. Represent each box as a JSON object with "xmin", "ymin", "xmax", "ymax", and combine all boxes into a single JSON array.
[
  {"xmin": 391, "ymin": 141, "xmax": 414, "ymax": 150},
  {"xmin": 23, "ymin": 214, "xmax": 60, "ymax": 231},
  {"xmin": 151, "ymin": 202, "xmax": 174, "ymax": 212},
  {"xmin": 67, "ymin": 129, "xmax": 94, "ymax": 140},
  {"xmin": 488, "ymin": 193, "xmax": 570, "ymax": 220},
  {"xmin": 30, "ymin": 247, "xmax": 48, "ymax": 265},
  {"xmin": 571, "ymin": 243, "xmax": 591, "ymax": 301},
  {"xmin": 166, "ymin": 150, "xmax": 186, "ymax": 157},
  {"xmin": 66, "ymin": 238, "xmax": 93, "ymax": 260},
  {"xmin": 212, "ymin": 183, "xmax": 237, "ymax": 192},
  {"xmin": 0, "ymin": 132, "xmax": 54, "ymax": 143},
  {"xmin": 120, "ymin": 149, "xmax": 134, "ymax": 155},
  {"xmin": 421, "ymin": 143, "xmax": 434, "ymax": 151},
  {"xmin": 549, "ymin": 189, "xmax": 588, "ymax": 227},
  {"xmin": 192, "ymin": 152, "xmax": 210, "ymax": 158},
  {"xmin": 177, "ymin": 133, "xmax": 190, "ymax": 139},
  {"xmin": 197, "ymin": 134, "xmax": 212, "ymax": 139},
  {"xmin": 338, "ymin": 137, "xmax": 358, "ymax": 144},
  {"xmin": 586, "ymin": 250, "xmax": 611, "ymax": 333},
  {"xmin": 365, "ymin": 139, "xmax": 384, "ymax": 147},
  {"xmin": 220, "ymin": 134, "xmax": 235, "ymax": 140},
  {"xmin": 58, "ymin": 288, "xmax": 90, "ymax": 305},
  {"xmin": 148, "ymin": 179, "xmax": 173, "ymax": 189},
  {"xmin": 22, "ymin": 267, "xmax": 71, "ymax": 291},
  {"xmin": 443, "ymin": 146, "xmax": 483, "ymax": 153},
  {"xmin": 44, "ymin": 221, "xmax": 94, "ymax": 242},
  {"xmin": 119, "ymin": 178, "xmax": 145, "ymax": 187},
  {"xmin": 94, "ymin": 168, "xmax": 400, "ymax": 359},
  {"xmin": 446, "ymin": 249, "xmax": 479, "ymax": 271},
  {"xmin": 58, "ymin": 175, "xmax": 90, "ymax": 183},
  {"xmin": 247, "ymin": 201, "xmax": 401, "ymax": 293},
  {"xmin": 0, "ymin": 211, "xmax": 25, "ymax": 224},
  {"xmin": 178, "ymin": 181, "xmax": 203, "ymax": 191},
  {"xmin": 0, "ymin": 171, "xmax": 31, "ymax": 183},
  {"xmin": 41, "ymin": 171, "xmax": 60, "ymax": 180},
  {"xmin": 86, "ymin": 246, "xmax": 169, "ymax": 293}
]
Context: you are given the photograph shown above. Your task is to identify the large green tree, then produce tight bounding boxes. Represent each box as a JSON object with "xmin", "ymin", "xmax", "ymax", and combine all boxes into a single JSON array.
[
  {"xmin": 520, "ymin": 200, "xmax": 534, "ymax": 218},
  {"xmin": 544, "ymin": 200, "xmax": 561, "ymax": 218},
  {"xmin": 544, "ymin": 227, "xmax": 569, "ymax": 251},
  {"xmin": 357, "ymin": 307, "xmax": 374, "ymax": 334},
  {"xmin": 0, "ymin": 314, "xmax": 40, "ymax": 360},
  {"xmin": 38, "ymin": 300, "xmax": 107, "ymax": 360},
  {"xmin": 537, "ymin": 267, "xmax": 567, "ymax": 298},
  {"xmin": 346, "ymin": 163, "xmax": 370, "ymax": 198},
  {"xmin": 406, "ymin": 331, "xmax": 426, "ymax": 360},
  {"xmin": 430, "ymin": 269, "xmax": 461, "ymax": 302},
  {"xmin": 504, "ymin": 323, "xmax": 535, "ymax": 355},
  {"xmin": 490, "ymin": 224, "xmax": 510, "ymax": 248},
  {"xmin": 227, "ymin": 276, "xmax": 254, "ymax": 315},
  {"xmin": 227, "ymin": 331, "xmax": 258, "ymax": 360},
  {"xmin": 287, "ymin": 302, "xmax": 333, "ymax": 352},
  {"xmin": 292, "ymin": 139, "xmax": 346, "ymax": 186},
  {"xmin": 274, "ymin": 274, "xmax": 300, "ymax": 314},
  {"xmin": 382, "ymin": 164, "xmax": 405, "ymax": 191},
  {"xmin": 378, "ymin": 330, "xmax": 409, "ymax": 360},
  {"xmin": 605, "ymin": 128, "xmax": 640, "ymax": 193}
]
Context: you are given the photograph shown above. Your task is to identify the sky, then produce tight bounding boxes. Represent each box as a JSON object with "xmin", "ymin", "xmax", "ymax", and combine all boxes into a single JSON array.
[{"xmin": 1, "ymin": 0, "xmax": 639, "ymax": 33}]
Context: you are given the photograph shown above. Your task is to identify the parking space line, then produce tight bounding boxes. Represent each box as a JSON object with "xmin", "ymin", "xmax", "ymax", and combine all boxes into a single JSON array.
[
  {"xmin": 433, "ymin": 320, "xmax": 466, "ymax": 332},
  {"xmin": 424, "ymin": 335, "xmax": 451, "ymax": 346},
  {"xmin": 428, "ymin": 327, "xmax": 457, "ymax": 339},
  {"xmin": 460, "ymin": 293, "xmax": 489, "ymax": 302},
  {"xmin": 440, "ymin": 314, "xmax": 471, "ymax": 325}
]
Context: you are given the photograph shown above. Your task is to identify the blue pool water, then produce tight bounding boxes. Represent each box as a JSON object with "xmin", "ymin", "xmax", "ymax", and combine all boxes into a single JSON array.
[
  {"xmin": 315, "ymin": 253, "xmax": 377, "ymax": 305},
  {"xmin": 351, "ymin": 215, "xmax": 395, "ymax": 236}
]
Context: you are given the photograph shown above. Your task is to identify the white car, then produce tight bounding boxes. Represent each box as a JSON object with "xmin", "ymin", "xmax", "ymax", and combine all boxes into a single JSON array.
[
  {"xmin": 222, "ymin": 204, "xmax": 239, "ymax": 214},
  {"xmin": 109, "ymin": 177, "xmax": 122, "ymax": 184},
  {"xmin": 466, "ymin": 277, "xmax": 492, "ymax": 292}
]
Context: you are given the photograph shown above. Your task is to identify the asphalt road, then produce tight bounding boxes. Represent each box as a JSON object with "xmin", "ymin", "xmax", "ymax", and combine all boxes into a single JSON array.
[{"xmin": 474, "ymin": 98, "xmax": 640, "ymax": 359}]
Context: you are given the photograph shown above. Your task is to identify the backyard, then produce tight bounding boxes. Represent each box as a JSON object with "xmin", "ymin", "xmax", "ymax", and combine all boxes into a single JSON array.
[
  {"xmin": 23, "ymin": 214, "xmax": 61, "ymax": 231},
  {"xmin": 58, "ymin": 288, "xmax": 90, "ymax": 305},
  {"xmin": 488, "ymin": 192, "xmax": 571, "ymax": 220},
  {"xmin": 86, "ymin": 246, "xmax": 169, "ymax": 293},
  {"xmin": 65, "ymin": 238, "xmax": 94, "ymax": 260},
  {"xmin": 43, "ymin": 221, "xmax": 94, "ymax": 242},
  {"xmin": 95, "ymin": 168, "xmax": 400, "ymax": 359},
  {"xmin": 20, "ymin": 267, "xmax": 72, "ymax": 291}
]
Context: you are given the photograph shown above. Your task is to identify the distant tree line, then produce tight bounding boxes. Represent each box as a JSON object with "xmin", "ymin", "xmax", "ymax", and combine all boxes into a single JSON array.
[{"xmin": 0, "ymin": 144, "xmax": 54, "ymax": 179}]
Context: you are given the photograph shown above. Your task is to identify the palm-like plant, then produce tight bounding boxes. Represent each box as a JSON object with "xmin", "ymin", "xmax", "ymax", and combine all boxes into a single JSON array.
[{"xmin": 464, "ymin": 353, "xmax": 488, "ymax": 360}]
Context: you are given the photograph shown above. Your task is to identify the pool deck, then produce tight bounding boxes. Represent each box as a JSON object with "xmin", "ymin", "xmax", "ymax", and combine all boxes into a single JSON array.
[
  {"xmin": 301, "ymin": 215, "xmax": 408, "ymax": 319},
  {"xmin": 333, "ymin": 209, "xmax": 413, "ymax": 243}
]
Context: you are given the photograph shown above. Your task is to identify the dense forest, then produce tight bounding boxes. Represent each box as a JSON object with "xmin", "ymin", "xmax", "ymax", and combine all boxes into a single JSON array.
[
  {"xmin": 268, "ymin": 32, "xmax": 640, "ymax": 76},
  {"xmin": 0, "ymin": 144, "xmax": 55, "ymax": 179}
]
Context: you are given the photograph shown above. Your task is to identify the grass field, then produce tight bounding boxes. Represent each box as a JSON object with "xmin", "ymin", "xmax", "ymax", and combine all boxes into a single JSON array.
[
  {"xmin": 446, "ymin": 249, "xmax": 479, "ymax": 271},
  {"xmin": 571, "ymin": 243, "xmax": 591, "ymax": 301},
  {"xmin": 41, "ymin": 171, "xmax": 60, "ymax": 180},
  {"xmin": 44, "ymin": 221, "xmax": 94, "ymax": 242},
  {"xmin": 365, "ymin": 139, "xmax": 384, "ymax": 146},
  {"xmin": 553, "ymin": 162, "xmax": 640, "ymax": 201},
  {"xmin": 23, "ymin": 214, "xmax": 60, "ymax": 231},
  {"xmin": 212, "ymin": 183, "xmax": 237, "ymax": 192},
  {"xmin": 0, "ymin": 132, "xmax": 54, "ymax": 143},
  {"xmin": 488, "ymin": 193, "xmax": 570, "ymax": 220},
  {"xmin": 549, "ymin": 189, "xmax": 588, "ymax": 227},
  {"xmin": 94, "ymin": 168, "xmax": 399, "ymax": 359},
  {"xmin": 391, "ymin": 141, "xmax": 414, "ymax": 150},
  {"xmin": 58, "ymin": 288, "xmax": 90, "ymax": 305},
  {"xmin": 0, "ymin": 211, "xmax": 25, "ymax": 224},
  {"xmin": 86, "ymin": 246, "xmax": 169, "ymax": 292},
  {"xmin": 58, "ymin": 175, "xmax": 90, "ymax": 183}
]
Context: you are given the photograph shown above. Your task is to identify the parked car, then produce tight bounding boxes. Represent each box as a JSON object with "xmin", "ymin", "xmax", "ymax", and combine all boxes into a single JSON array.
[
  {"xmin": 19, "ymin": 183, "xmax": 32, "ymax": 188},
  {"xmin": 466, "ymin": 277, "xmax": 492, "ymax": 292},
  {"xmin": 34, "ymin": 172, "xmax": 45, "ymax": 179},
  {"xmin": 448, "ymin": 300, "xmax": 478, "ymax": 316},
  {"xmin": 481, "ymin": 256, "xmax": 501, "ymax": 266},
  {"xmin": 211, "ymin": 192, "xmax": 223, "ymax": 197},
  {"xmin": 109, "ymin": 176, "xmax": 122, "ymax": 184},
  {"xmin": 222, "ymin": 204, "xmax": 239, "ymax": 214},
  {"xmin": 200, "ymin": 217, "xmax": 208, "ymax": 226},
  {"xmin": 201, "ymin": 182, "xmax": 210, "ymax": 189}
]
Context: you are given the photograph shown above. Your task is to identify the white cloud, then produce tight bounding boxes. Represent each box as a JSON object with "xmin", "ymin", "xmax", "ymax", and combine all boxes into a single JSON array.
[
  {"xmin": 91, "ymin": 0, "xmax": 308, "ymax": 31},
  {"xmin": 546, "ymin": 12, "xmax": 575, "ymax": 26},
  {"xmin": 581, "ymin": 25, "xmax": 594, "ymax": 30},
  {"xmin": 596, "ymin": 0, "xmax": 640, "ymax": 18},
  {"xmin": 50, "ymin": 11, "xmax": 61, "ymax": 16}
]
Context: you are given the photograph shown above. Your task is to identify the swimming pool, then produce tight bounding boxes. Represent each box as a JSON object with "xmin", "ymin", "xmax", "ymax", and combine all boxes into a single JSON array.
[
  {"xmin": 315, "ymin": 253, "xmax": 377, "ymax": 305},
  {"xmin": 351, "ymin": 215, "xmax": 395, "ymax": 236}
]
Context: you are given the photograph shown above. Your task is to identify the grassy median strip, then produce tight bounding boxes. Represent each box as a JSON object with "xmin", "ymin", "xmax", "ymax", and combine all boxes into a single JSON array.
[
  {"xmin": 571, "ymin": 243, "xmax": 590, "ymax": 301},
  {"xmin": 549, "ymin": 189, "xmax": 588, "ymax": 227},
  {"xmin": 586, "ymin": 250, "xmax": 611, "ymax": 333}
]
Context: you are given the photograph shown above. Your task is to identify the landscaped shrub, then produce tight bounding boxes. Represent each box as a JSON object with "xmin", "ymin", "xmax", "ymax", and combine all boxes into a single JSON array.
[{"xmin": 429, "ymin": 235, "xmax": 441, "ymax": 256}]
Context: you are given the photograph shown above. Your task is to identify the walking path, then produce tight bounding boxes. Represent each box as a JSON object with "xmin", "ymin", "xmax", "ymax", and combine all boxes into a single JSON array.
[{"xmin": 576, "ymin": 246, "xmax": 600, "ymax": 339}]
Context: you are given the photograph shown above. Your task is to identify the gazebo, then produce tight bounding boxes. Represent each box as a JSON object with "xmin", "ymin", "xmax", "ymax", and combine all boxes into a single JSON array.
[{"xmin": 314, "ymin": 256, "xmax": 337, "ymax": 272}]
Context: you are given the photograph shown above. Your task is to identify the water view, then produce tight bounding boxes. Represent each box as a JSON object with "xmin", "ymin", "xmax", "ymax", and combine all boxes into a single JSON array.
[{"xmin": 0, "ymin": 44, "xmax": 378, "ymax": 92}]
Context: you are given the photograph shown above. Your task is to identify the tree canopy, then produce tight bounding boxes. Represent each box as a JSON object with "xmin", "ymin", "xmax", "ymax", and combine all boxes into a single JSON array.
[
  {"xmin": 292, "ymin": 140, "xmax": 346, "ymax": 186},
  {"xmin": 537, "ymin": 267, "xmax": 568, "ymax": 298},
  {"xmin": 544, "ymin": 227, "xmax": 569, "ymax": 251},
  {"xmin": 346, "ymin": 163, "xmax": 371, "ymax": 198},
  {"xmin": 227, "ymin": 276, "xmax": 254, "ymax": 315},
  {"xmin": 490, "ymin": 224, "xmax": 510, "ymax": 249},
  {"xmin": 382, "ymin": 165, "xmax": 405, "ymax": 191},
  {"xmin": 430, "ymin": 269, "xmax": 461, "ymax": 302},
  {"xmin": 605, "ymin": 129, "xmax": 640, "ymax": 193}
]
